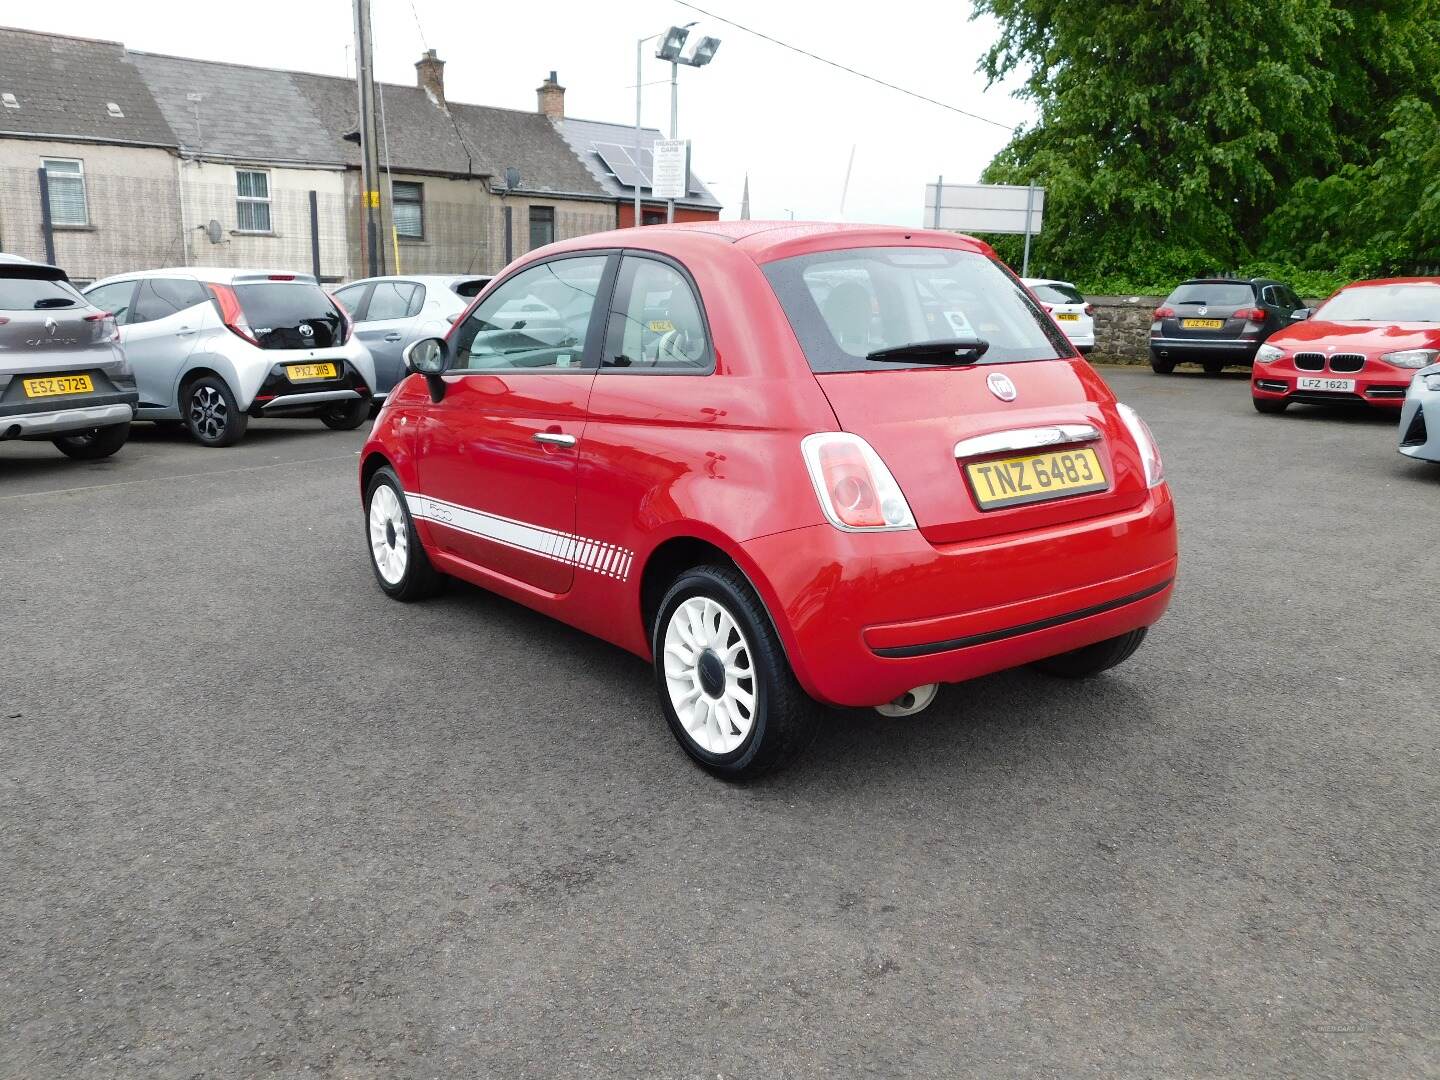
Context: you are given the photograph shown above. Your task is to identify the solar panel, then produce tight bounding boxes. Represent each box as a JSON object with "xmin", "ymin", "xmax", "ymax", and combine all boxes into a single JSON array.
[{"xmin": 594, "ymin": 142, "xmax": 651, "ymax": 190}]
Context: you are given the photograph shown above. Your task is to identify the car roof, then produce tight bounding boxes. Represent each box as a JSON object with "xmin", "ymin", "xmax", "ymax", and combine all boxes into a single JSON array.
[
  {"xmin": 531, "ymin": 220, "xmax": 995, "ymax": 269},
  {"xmin": 1336, "ymin": 277, "xmax": 1440, "ymax": 289},
  {"xmin": 341, "ymin": 274, "xmax": 489, "ymax": 287},
  {"xmin": 0, "ymin": 253, "xmax": 67, "ymax": 280},
  {"xmin": 87, "ymin": 267, "xmax": 320, "ymax": 288}
]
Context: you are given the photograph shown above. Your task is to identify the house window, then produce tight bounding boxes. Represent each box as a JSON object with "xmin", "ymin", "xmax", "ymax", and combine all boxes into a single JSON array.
[
  {"xmin": 529, "ymin": 205, "xmax": 555, "ymax": 250},
  {"xmin": 42, "ymin": 159, "xmax": 88, "ymax": 226},
  {"xmin": 236, "ymin": 169, "xmax": 272, "ymax": 232},
  {"xmin": 393, "ymin": 181, "xmax": 423, "ymax": 239}
]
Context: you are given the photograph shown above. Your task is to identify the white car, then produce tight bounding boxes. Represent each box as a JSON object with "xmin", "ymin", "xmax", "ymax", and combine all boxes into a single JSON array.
[
  {"xmin": 83, "ymin": 267, "xmax": 377, "ymax": 447},
  {"xmin": 1023, "ymin": 278, "xmax": 1096, "ymax": 354}
]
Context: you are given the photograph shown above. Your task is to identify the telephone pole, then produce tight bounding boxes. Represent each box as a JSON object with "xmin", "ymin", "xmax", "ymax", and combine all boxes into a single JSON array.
[{"xmin": 353, "ymin": 0, "xmax": 382, "ymax": 277}]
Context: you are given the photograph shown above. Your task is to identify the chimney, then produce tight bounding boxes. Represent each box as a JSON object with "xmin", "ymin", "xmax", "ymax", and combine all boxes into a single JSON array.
[
  {"xmin": 537, "ymin": 70, "xmax": 565, "ymax": 121},
  {"xmin": 416, "ymin": 49, "xmax": 445, "ymax": 104}
]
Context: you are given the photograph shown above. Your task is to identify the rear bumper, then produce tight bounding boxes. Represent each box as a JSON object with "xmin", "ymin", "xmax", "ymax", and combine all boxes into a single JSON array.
[
  {"xmin": 741, "ymin": 486, "xmax": 1178, "ymax": 707},
  {"xmin": 0, "ymin": 400, "xmax": 136, "ymax": 439},
  {"xmin": 1150, "ymin": 336, "xmax": 1260, "ymax": 360},
  {"xmin": 248, "ymin": 362, "xmax": 371, "ymax": 416}
]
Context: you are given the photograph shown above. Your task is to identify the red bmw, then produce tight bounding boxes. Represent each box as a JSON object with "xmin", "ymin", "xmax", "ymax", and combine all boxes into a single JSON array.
[
  {"xmin": 1252, "ymin": 278, "xmax": 1440, "ymax": 413},
  {"xmin": 359, "ymin": 223, "xmax": 1178, "ymax": 778}
]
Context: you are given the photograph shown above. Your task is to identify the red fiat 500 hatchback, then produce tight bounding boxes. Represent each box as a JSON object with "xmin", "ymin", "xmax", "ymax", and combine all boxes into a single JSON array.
[{"xmin": 359, "ymin": 223, "xmax": 1178, "ymax": 778}]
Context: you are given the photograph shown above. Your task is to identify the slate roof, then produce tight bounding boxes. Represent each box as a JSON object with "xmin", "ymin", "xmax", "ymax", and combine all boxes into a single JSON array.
[
  {"xmin": 0, "ymin": 27, "xmax": 648, "ymax": 202},
  {"xmin": 560, "ymin": 116, "xmax": 721, "ymax": 210},
  {"xmin": 0, "ymin": 26, "xmax": 174, "ymax": 146}
]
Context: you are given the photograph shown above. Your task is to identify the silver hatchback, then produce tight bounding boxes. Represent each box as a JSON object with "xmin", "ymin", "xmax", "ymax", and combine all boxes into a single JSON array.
[
  {"xmin": 333, "ymin": 274, "xmax": 489, "ymax": 396},
  {"xmin": 0, "ymin": 254, "xmax": 137, "ymax": 459}
]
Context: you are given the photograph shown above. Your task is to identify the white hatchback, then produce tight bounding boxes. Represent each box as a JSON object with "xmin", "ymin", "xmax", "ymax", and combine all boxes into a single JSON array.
[
  {"xmin": 84, "ymin": 267, "xmax": 377, "ymax": 446},
  {"xmin": 1023, "ymin": 278, "xmax": 1096, "ymax": 354}
]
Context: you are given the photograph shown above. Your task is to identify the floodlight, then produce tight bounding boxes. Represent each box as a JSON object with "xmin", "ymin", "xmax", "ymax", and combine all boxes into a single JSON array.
[
  {"xmin": 686, "ymin": 36, "xmax": 721, "ymax": 67},
  {"xmin": 655, "ymin": 25, "xmax": 690, "ymax": 62}
]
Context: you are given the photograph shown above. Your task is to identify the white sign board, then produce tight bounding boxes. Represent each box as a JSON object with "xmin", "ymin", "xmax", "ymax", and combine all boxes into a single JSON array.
[
  {"xmin": 652, "ymin": 139, "xmax": 690, "ymax": 200},
  {"xmin": 923, "ymin": 182, "xmax": 1045, "ymax": 235}
]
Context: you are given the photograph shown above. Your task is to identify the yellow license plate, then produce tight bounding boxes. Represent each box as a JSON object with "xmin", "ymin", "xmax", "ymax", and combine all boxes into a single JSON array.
[
  {"xmin": 1056, "ymin": 312, "xmax": 1079, "ymax": 321},
  {"xmin": 285, "ymin": 362, "xmax": 337, "ymax": 381},
  {"xmin": 966, "ymin": 447, "xmax": 1108, "ymax": 510},
  {"xmin": 22, "ymin": 374, "xmax": 94, "ymax": 398},
  {"xmin": 1181, "ymin": 318, "xmax": 1224, "ymax": 329}
]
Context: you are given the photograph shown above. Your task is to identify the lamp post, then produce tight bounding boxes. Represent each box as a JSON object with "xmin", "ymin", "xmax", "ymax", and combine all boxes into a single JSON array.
[{"xmin": 654, "ymin": 26, "xmax": 720, "ymax": 224}]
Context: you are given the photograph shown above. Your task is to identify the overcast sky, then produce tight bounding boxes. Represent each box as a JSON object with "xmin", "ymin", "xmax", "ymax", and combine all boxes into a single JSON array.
[{"xmin": 5, "ymin": 0, "xmax": 1035, "ymax": 224}]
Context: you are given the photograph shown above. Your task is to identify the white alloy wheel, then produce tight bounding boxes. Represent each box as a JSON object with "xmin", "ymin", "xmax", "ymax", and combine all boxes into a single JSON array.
[
  {"xmin": 662, "ymin": 596, "xmax": 757, "ymax": 755},
  {"xmin": 368, "ymin": 483, "xmax": 409, "ymax": 585}
]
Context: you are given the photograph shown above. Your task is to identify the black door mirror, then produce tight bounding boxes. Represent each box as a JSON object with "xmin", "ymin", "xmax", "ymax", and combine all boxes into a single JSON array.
[
  {"xmin": 403, "ymin": 337, "xmax": 451, "ymax": 401},
  {"xmin": 1290, "ymin": 308, "xmax": 1311, "ymax": 321}
]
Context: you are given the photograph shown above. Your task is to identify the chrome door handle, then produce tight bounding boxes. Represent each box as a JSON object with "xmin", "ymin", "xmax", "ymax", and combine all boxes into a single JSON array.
[
  {"xmin": 383, "ymin": 333, "xmax": 402, "ymax": 342},
  {"xmin": 954, "ymin": 424, "xmax": 1101, "ymax": 459},
  {"xmin": 532, "ymin": 432, "xmax": 577, "ymax": 447}
]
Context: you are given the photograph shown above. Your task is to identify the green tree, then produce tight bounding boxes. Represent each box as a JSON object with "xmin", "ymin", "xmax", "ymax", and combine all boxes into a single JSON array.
[{"xmin": 972, "ymin": 0, "xmax": 1439, "ymax": 286}]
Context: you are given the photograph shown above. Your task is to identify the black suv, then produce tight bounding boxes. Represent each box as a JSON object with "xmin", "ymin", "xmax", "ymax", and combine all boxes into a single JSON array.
[{"xmin": 1149, "ymin": 277, "xmax": 1307, "ymax": 374}]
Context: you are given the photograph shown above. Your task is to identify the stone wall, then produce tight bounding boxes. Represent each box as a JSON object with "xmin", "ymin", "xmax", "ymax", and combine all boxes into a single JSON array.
[{"xmin": 1088, "ymin": 295, "xmax": 1163, "ymax": 365}]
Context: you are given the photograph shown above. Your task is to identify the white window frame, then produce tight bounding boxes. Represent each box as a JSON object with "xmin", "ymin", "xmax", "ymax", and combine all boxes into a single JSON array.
[
  {"xmin": 41, "ymin": 158, "xmax": 89, "ymax": 227},
  {"xmin": 235, "ymin": 168, "xmax": 272, "ymax": 234}
]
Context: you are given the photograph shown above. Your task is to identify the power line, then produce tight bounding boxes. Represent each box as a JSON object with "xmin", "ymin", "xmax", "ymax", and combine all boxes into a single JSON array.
[
  {"xmin": 671, "ymin": 1, "xmax": 1015, "ymax": 132},
  {"xmin": 407, "ymin": 0, "xmax": 429, "ymax": 51}
]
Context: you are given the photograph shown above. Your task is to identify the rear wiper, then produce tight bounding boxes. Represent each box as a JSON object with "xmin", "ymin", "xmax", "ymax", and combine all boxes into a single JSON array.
[
  {"xmin": 34, "ymin": 297, "xmax": 76, "ymax": 309},
  {"xmin": 866, "ymin": 338, "xmax": 989, "ymax": 365}
]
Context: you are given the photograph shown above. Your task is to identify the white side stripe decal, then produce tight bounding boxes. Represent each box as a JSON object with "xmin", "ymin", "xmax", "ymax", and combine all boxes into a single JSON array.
[{"xmin": 407, "ymin": 493, "xmax": 634, "ymax": 582}]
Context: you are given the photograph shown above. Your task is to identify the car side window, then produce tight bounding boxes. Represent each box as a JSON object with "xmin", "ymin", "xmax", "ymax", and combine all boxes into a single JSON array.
[
  {"xmin": 334, "ymin": 283, "xmax": 371, "ymax": 321},
  {"xmin": 131, "ymin": 278, "xmax": 210, "ymax": 324},
  {"xmin": 83, "ymin": 281, "xmax": 136, "ymax": 323},
  {"xmin": 1260, "ymin": 285, "xmax": 1278, "ymax": 307},
  {"xmin": 602, "ymin": 256, "xmax": 711, "ymax": 373},
  {"xmin": 365, "ymin": 281, "xmax": 418, "ymax": 322},
  {"xmin": 449, "ymin": 256, "xmax": 608, "ymax": 372},
  {"xmin": 406, "ymin": 284, "xmax": 426, "ymax": 318}
]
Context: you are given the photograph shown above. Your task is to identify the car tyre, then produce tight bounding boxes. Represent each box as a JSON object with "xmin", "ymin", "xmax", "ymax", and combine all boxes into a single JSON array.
[
  {"xmin": 51, "ymin": 421, "xmax": 130, "ymax": 460},
  {"xmin": 183, "ymin": 375, "xmax": 248, "ymax": 447},
  {"xmin": 1030, "ymin": 628, "xmax": 1148, "ymax": 679},
  {"xmin": 322, "ymin": 398, "xmax": 372, "ymax": 431},
  {"xmin": 365, "ymin": 466, "xmax": 442, "ymax": 601},
  {"xmin": 1149, "ymin": 352, "xmax": 1175, "ymax": 375},
  {"xmin": 653, "ymin": 564, "xmax": 817, "ymax": 781},
  {"xmin": 1252, "ymin": 397, "xmax": 1288, "ymax": 414}
]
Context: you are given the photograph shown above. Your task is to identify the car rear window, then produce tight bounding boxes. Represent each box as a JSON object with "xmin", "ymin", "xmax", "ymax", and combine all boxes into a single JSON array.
[
  {"xmin": 0, "ymin": 276, "xmax": 83, "ymax": 310},
  {"xmin": 231, "ymin": 282, "xmax": 344, "ymax": 349},
  {"xmin": 1166, "ymin": 282, "xmax": 1255, "ymax": 307},
  {"xmin": 1030, "ymin": 283, "xmax": 1085, "ymax": 305},
  {"xmin": 1315, "ymin": 283, "xmax": 1440, "ymax": 323},
  {"xmin": 763, "ymin": 247, "xmax": 1070, "ymax": 372}
]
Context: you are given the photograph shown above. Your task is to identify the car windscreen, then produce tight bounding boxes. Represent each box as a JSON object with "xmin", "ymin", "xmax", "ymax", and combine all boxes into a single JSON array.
[
  {"xmin": 1030, "ymin": 283, "xmax": 1085, "ymax": 305},
  {"xmin": 762, "ymin": 247, "xmax": 1070, "ymax": 372},
  {"xmin": 0, "ymin": 276, "xmax": 83, "ymax": 311},
  {"xmin": 1165, "ymin": 282, "xmax": 1254, "ymax": 307},
  {"xmin": 1315, "ymin": 283, "xmax": 1440, "ymax": 323},
  {"xmin": 231, "ymin": 282, "xmax": 344, "ymax": 349}
]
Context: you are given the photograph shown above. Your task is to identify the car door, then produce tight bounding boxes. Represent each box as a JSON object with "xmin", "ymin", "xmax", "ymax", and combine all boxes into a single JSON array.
[
  {"xmin": 114, "ymin": 277, "xmax": 212, "ymax": 411},
  {"xmin": 354, "ymin": 280, "xmax": 423, "ymax": 394},
  {"xmin": 414, "ymin": 252, "xmax": 615, "ymax": 594}
]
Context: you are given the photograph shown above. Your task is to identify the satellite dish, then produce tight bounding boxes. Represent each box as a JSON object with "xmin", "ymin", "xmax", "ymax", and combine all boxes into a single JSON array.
[
  {"xmin": 504, "ymin": 167, "xmax": 521, "ymax": 191},
  {"xmin": 204, "ymin": 219, "xmax": 224, "ymax": 244}
]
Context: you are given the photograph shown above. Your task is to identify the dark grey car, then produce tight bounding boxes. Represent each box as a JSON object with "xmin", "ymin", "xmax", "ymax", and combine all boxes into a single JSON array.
[
  {"xmin": 1149, "ymin": 277, "xmax": 1307, "ymax": 374},
  {"xmin": 0, "ymin": 254, "xmax": 137, "ymax": 459}
]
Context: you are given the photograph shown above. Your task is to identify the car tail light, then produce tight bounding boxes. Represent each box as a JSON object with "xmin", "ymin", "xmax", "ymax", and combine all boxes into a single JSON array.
[
  {"xmin": 1234, "ymin": 307, "xmax": 1266, "ymax": 321},
  {"xmin": 268, "ymin": 274, "xmax": 296, "ymax": 281},
  {"xmin": 326, "ymin": 290, "xmax": 353, "ymax": 344},
  {"xmin": 1084, "ymin": 303, "xmax": 1095, "ymax": 317},
  {"xmin": 0, "ymin": 316, "xmax": 9, "ymax": 326},
  {"xmin": 84, "ymin": 311, "xmax": 119, "ymax": 342},
  {"xmin": 1042, "ymin": 303, "xmax": 1054, "ymax": 313},
  {"xmin": 1116, "ymin": 403, "xmax": 1164, "ymax": 488},
  {"xmin": 207, "ymin": 283, "xmax": 260, "ymax": 346},
  {"xmin": 800, "ymin": 432, "xmax": 916, "ymax": 531},
  {"xmin": 1153, "ymin": 306, "xmax": 1175, "ymax": 319}
]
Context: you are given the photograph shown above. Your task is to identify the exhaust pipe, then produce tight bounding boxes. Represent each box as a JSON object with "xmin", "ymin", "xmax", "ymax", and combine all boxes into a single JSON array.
[{"xmin": 875, "ymin": 683, "xmax": 939, "ymax": 718}]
